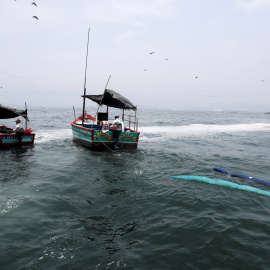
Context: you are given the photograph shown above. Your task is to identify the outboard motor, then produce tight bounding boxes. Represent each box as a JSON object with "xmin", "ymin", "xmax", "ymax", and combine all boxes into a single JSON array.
[{"xmin": 112, "ymin": 122, "xmax": 122, "ymax": 149}]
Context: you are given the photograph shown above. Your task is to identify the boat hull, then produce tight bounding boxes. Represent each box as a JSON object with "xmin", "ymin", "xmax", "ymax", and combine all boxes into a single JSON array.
[
  {"xmin": 0, "ymin": 132, "xmax": 35, "ymax": 148},
  {"xmin": 71, "ymin": 121, "xmax": 139, "ymax": 150}
]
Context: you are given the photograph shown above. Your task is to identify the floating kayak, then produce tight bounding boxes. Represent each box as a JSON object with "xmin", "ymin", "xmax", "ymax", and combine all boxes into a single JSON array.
[{"xmin": 170, "ymin": 175, "xmax": 270, "ymax": 198}]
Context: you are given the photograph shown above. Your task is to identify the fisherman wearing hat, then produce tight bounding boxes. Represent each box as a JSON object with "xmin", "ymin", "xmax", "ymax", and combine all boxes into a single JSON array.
[
  {"xmin": 14, "ymin": 119, "xmax": 23, "ymax": 131},
  {"xmin": 14, "ymin": 119, "xmax": 24, "ymax": 143},
  {"xmin": 14, "ymin": 119, "xmax": 24, "ymax": 136}
]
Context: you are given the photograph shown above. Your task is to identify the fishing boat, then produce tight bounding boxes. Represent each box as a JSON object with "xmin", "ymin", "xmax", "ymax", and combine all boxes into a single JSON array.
[
  {"xmin": 71, "ymin": 88, "xmax": 140, "ymax": 150},
  {"xmin": 71, "ymin": 29, "xmax": 139, "ymax": 150},
  {"xmin": 0, "ymin": 104, "xmax": 35, "ymax": 148}
]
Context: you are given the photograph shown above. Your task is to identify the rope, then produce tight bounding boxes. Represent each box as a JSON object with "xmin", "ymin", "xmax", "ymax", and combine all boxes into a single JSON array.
[{"xmin": 97, "ymin": 130, "xmax": 118, "ymax": 152}]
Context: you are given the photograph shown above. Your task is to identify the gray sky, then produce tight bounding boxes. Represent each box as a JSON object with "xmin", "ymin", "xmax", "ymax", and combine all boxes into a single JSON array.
[{"xmin": 0, "ymin": 0, "xmax": 270, "ymax": 111}]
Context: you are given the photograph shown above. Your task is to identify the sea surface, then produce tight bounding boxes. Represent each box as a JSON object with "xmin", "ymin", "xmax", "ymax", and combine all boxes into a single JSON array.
[{"xmin": 1, "ymin": 108, "xmax": 270, "ymax": 270}]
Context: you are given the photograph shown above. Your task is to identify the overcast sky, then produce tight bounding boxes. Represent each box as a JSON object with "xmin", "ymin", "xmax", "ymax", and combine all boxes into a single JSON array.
[{"xmin": 0, "ymin": 0, "xmax": 270, "ymax": 111}]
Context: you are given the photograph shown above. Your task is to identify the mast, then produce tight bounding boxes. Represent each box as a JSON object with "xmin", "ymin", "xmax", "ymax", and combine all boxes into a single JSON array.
[
  {"xmin": 25, "ymin": 102, "xmax": 28, "ymax": 129},
  {"xmin": 82, "ymin": 28, "xmax": 91, "ymax": 127}
]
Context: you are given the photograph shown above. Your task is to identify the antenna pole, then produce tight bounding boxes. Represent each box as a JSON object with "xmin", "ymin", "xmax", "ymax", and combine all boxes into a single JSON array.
[
  {"xmin": 82, "ymin": 28, "xmax": 90, "ymax": 126},
  {"xmin": 95, "ymin": 75, "xmax": 111, "ymax": 119}
]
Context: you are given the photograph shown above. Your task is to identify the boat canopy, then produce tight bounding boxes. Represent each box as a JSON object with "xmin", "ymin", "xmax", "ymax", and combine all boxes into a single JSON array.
[
  {"xmin": 0, "ymin": 104, "xmax": 29, "ymax": 121},
  {"xmin": 83, "ymin": 89, "xmax": 136, "ymax": 110}
]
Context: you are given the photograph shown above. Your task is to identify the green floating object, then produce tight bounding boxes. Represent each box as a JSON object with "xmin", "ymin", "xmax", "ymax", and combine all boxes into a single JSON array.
[{"xmin": 170, "ymin": 175, "xmax": 270, "ymax": 198}]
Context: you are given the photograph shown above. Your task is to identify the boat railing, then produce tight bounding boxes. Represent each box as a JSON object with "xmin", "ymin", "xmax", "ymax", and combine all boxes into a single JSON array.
[{"xmin": 122, "ymin": 112, "xmax": 138, "ymax": 131}]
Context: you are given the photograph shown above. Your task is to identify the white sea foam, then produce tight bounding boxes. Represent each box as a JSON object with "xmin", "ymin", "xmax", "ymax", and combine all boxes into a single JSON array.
[
  {"xmin": 34, "ymin": 129, "xmax": 72, "ymax": 143},
  {"xmin": 139, "ymin": 123, "xmax": 270, "ymax": 141},
  {"xmin": 33, "ymin": 123, "xmax": 270, "ymax": 143}
]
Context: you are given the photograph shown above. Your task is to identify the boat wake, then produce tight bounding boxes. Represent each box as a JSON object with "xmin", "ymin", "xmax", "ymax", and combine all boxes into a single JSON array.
[
  {"xmin": 139, "ymin": 123, "xmax": 270, "ymax": 141},
  {"xmin": 35, "ymin": 129, "xmax": 72, "ymax": 144}
]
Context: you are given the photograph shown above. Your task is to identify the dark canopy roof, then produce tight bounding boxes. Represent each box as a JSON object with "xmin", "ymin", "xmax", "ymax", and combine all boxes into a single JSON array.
[
  {"xmin": 0, "ymin": 104, "xmax": 29, "ymax": 121},
  {"xmin": 84, "ymin": 89, "xmax": 136, "ymax": 110}
]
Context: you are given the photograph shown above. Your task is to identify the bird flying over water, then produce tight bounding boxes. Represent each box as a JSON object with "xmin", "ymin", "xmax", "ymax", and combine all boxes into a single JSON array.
[
  {"xmin": 33, "ymin": 16, "xmax": 39, "ymax": 20},
  {"xmin": 32, "ymin": 2, "xmax": 37, "ymax": 6},
  {"xmin": 195, "ymin": 76, "xmax": 198, "ymax": 78},
  {"xmin": 149, "ymin": 52, "xmax": 154, "ymax": 55}
]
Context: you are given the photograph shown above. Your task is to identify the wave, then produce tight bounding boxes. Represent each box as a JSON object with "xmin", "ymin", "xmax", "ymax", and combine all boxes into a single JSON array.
[
  {"xmin": 34, "ymin": 129, "xmax": 72, "ymax": 144},
  {"xmin": 33, "ymin": 123, "xmax": 270, "ymax": 143},
  {"xmin": 139, "ymin": 123, "xmax": 270, "ymax": 141}
]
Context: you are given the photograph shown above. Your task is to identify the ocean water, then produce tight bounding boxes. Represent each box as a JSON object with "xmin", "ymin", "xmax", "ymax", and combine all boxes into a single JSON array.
[{"xmin": 0, "ymin": 108, "xmax": 270, "ymax": 270}]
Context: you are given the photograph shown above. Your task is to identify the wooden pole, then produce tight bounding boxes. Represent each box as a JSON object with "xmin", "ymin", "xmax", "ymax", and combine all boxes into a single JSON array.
[
  {"xmin": 134, "ymin": 105, "xmax": 137, "ymax": 130},
  {"xmin": 73, "ymin": 106, "xmax": 76, "ymax": 121},
  {"xmin": 82, "ymin": 28, "xmax": 90, "ymax": 127},
  {"xmin": 25, "ymin": 102, "xmax": 28, "ymax": 130}
]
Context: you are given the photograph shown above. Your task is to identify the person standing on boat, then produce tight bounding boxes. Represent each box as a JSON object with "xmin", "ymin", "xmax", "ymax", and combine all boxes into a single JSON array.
[
  {"xmin": 111, "ymin": 115, "xmax": 124, "ymax": 150},
  {"xmin": 113, "ymin": 115, "xmax": 124, "ymax": 132},
  {"xmin": 14, "ymin": 119, "xmax": 24, "ymax": 143},
  {"xmin": 100, "ymin": 116, "xmax": 109, "ymax": 132},
  {"xmin": 14, "ymin": 119, "xmax": 24, "ymax": 132}
]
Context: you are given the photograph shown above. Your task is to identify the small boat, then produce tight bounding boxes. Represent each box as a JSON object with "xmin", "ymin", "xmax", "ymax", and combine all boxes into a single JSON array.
[
  {"xmin": 71, "ymin": 89, "xmax": 140, "ymax": 150},
  {"xmin": 0, "ymin": 104, "xmax": 35, "ymax": 148},
  {"xmin": 71, "ymin": 29, "xmax": 139, "ymax": 150}
]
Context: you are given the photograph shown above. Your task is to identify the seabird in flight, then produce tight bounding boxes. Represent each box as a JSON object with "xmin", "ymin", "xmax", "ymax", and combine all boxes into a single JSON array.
[
  {"xmin": 33, "ymin": 16, "xmax": 39, "ymax": 20},
  {"xmin": 32, "ymin": 2, "xmax": 37, "ymax": 6}
]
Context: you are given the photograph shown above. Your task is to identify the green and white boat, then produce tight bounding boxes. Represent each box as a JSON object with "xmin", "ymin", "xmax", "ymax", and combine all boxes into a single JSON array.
[
  {"xmin": 71, "ymin": 89, "xmax": 139, "ymax": 150},
  {"xmin": 71, "ymin": 29, "xmax": 139, "ymax": 150}
]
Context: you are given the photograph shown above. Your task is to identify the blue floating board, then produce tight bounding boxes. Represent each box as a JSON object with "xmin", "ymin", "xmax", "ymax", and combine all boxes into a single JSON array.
[
  {"xmin": 213, "ymin": 168, "xmax": 270, "ymax": 187},
  {"xmin": 213, "ymin": 168, "xmax": 229, "ymax": 175},
  {"xmin": 231, "ymin": 174, "xmax": 270, "ymax": 187}
]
